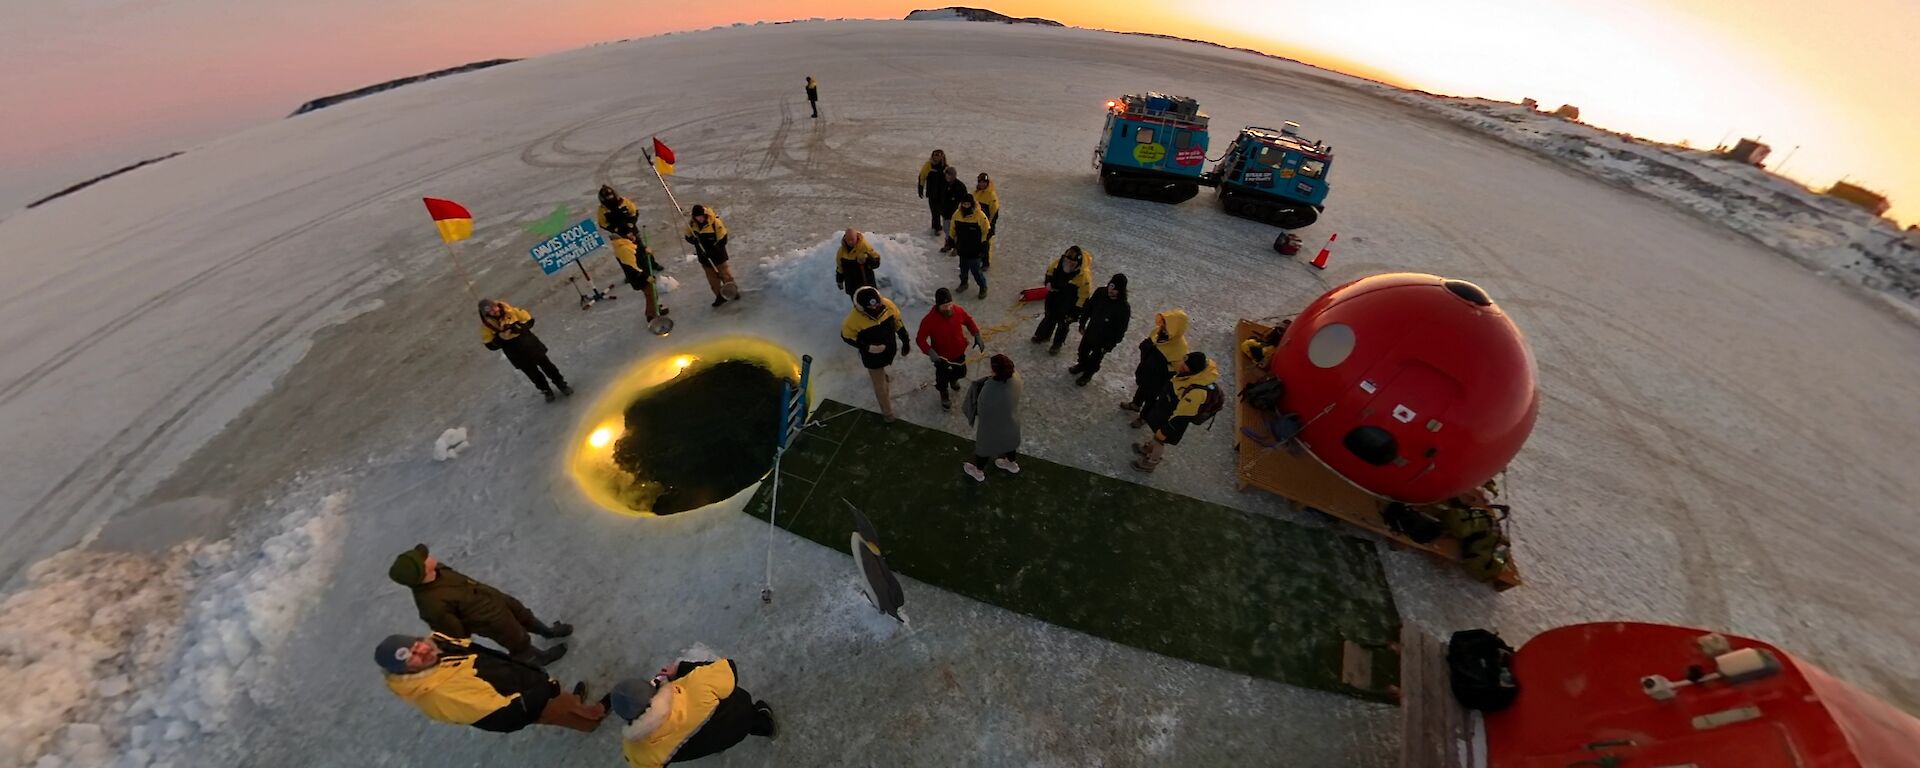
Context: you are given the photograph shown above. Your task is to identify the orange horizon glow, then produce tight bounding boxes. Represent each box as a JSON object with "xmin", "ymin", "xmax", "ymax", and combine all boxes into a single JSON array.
[{"xmin": 0, "ymin": 0, "xmax": 1914, "ymax": 224}]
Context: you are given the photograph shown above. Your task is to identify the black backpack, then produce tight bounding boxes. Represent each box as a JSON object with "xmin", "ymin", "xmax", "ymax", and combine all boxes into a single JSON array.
[
  {"xmin": 1240, "ymin": 377, "xmax": 1286, "ymax": 411},
  {"xmin": 1446, "ymin": 629, "xmax": 1519, "ymax": 711},
  {"xmin": 1192, "ymin": 384, "xmax": 1226, "ymax": 428}
]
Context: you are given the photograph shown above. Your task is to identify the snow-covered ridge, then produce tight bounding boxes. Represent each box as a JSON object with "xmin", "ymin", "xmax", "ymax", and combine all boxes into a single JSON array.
[
  {"xmin": 905, "ymin": 7, "xmax": 1064, "ymax": 26},
  {"xmin": 1384, "ymin": 93, "xmax": 1920, "ymax": 322}
]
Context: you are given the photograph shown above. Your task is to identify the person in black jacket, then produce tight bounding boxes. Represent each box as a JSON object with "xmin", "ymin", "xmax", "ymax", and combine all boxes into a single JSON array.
[
  {"xmin": 936, "ymin": 166, "xmax": 970, "ymax": 227},
  {"xmin": 840, "ymin": 286, "xmax": 912, "ymax": 424},
  {"xmin": 917, "ymin": 150, "xmax": 951, "ymax": 234},
  {"xmin": 479, "ymin": 298, "xmax": 571, "ymax": 402},
  {"xmin": 805, "ymin": 76, "xmax": 819, "ymax": 118},
  {"xmin": 1069, "ymin": 273, "xmax": 1131, "ymax": 386}
]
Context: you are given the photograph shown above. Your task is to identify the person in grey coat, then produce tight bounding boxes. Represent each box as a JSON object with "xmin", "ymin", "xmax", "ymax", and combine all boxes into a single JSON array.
[{"xmin": 961, "ymin": 354, "xmax": 1022, "ymax": 482}]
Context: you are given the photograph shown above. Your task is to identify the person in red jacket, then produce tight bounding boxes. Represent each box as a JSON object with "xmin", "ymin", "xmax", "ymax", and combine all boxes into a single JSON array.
[{"xmin": 915, "ymin": 287, "xmax": 985, "ymax": 410}]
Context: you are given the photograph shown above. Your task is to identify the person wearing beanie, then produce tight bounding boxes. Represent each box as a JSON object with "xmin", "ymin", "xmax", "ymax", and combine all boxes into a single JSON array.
[
  {"xmin": 960, "ymin": 354, "xmax": 1022, "ymax": 482},
  {"xmin": 937, "ymin": 165, "xmax": 970, "ymax": 221},
  {"xmin": 915, "ymin": 287, "xmax": 985, "ymax": 410},
  {"xmin": 600, "ymin": 185, "xmax": 668, "ymax": 322},
  {"xmin": 972, "ymin": 172, "xmax": 1001, "ymax": 269},
  {"xmin": 834, "ymin": 229, "xmax": 882, "ymax": 301},
  {"xmin": 945, "ymin": 194, "xmax": 993, "ymax": 298},
  {"xmin": 609, "ymin": 657, "xmax": 775, "ymax": 767},
  {"xmin": 916, "ymin": 149, "xmax": 952, "ymax": 234},
  {"xmin": 1031, "ymin": 246, "xmax": 1094, "ymax": 354},
  {"xmin": 804, "ymin": 75, "xmax": 819, "ymax": 118},
  {"xmin": 1122, "ymin": 309, "xmax": 1190, "ymax": 424},
  {"xmin": 1134, "ymin": 351, "xmax": 1221, "ymax": 472},
  {"xmin": 1070, "ymin": 273, "xmax": 1131, "ymax": 386},
  {"xmin": 840, "ymin": 286, "xmax": 912, "ymax": 423},
  {"xmin": 683, "ymin": 204, "xmax": 738, "ymax": 307},
  {"xmin": 376, "ymin": 631, "xmax": 606, "ymax": 733},
  {"xmin": 479, "ymin": 298, "xmax": 571, "ymax": 403},
  {"xmin": 388, "ymin": 544, "xmax": 573, "ymax": 667}
]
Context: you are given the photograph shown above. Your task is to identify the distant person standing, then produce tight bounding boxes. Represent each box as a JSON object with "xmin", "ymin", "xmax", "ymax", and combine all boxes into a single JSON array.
[
  {"xmin": 915, "ymin": 287, "xmax": 985, "ymax": 410},
  {"xmin": 961, "ymin": 354, "xmax": 1022, "ymax": 482},
  {"xmin": 946, "ymin": 195, "xmax": 993, "ymax": 298},
  {"xmin": 972, "ymin": 172, "xmax": 1000, "ymax": 270},
  {"xmin": 1123, "ymin": 309, "xmax": 1190, "ymax": 425},
  {"xmin": 599, "ymin": 185, "xmax": 667, "ymax": 321},
  {"xmin": 684, "ymin": 205, "xmax": 738, "ymax": 307},
  {"xmin": 835, "ymin": 228, "xmax": 882, "ymax": 301},
  {"xmin": 1031, "ymin": 246, "xmax": 1093, "ymax": 354},
  {"xmin": 479, "ymin": 298, "xmax": 572, "ymax": 403},
  {"xmin": 608, "ymin": 658, "xmax": 776, "ymax": 767},
  {"xmin": 1070, "ymin": 273, "xmax": 1131, "ymax": 386},
  {"xmin": 805, "ymin": 76, "xmax": 819, "ymax": 118},
  {"xmin": 1134, "ymin": 351, "xmax": 1221, "ymax": 472},
  {"xmin": 841, "ymin": 286, "xmax": 912, "ymax": 424},
  {"xmin": 375, "ymin": 632, "xmax": 605, "ymax": 734},
  {"xmin": 388, "ymin": 543, "xmax": 573, "ymax": 666},
  {"xmin": 917, "ymin": 149, "xmax": 952, "ymax": 234}
]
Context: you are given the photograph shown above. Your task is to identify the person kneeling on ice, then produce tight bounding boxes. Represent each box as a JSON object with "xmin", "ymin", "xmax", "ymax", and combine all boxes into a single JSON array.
[
  {"xmin": 600, "ymin": 185, "xmax": 668, "ymax": 321},
  {"xmin": 479, "ymin": 298, "xmax": 571, "ymax": 402},
  {"xmin": 608, "ymin": 658, "xmax": 776, "ymax": 767},
  {"xmin": 1032, "ymin": 246, "xmax": 1093, "ymax": 354},
  {"xmin": 841, "ymin": 286, "xmax": 911, "ymax": 424},
  {"xmin": 834, "ymin": 228, "xmax": 882, "ymax": 301},
  {"xmin": 375, "ymin": 632, "xmax": 606, "ymax": 734},
  {"xmin": 683, "ymin": 205, "xmax": 738, "ymax": 307},
  {"xmin": 1134, "ymin": 352, "xmax": 1221, "ymax": 472},
  {"xmin": 915, "ymin": 287, "xmax": 985, "ymax": 410},
  {"xmin": 389, "ymin": 544, "xmax": 573, "ymax": 666},
  {"xmin": 946, "ymin": 195, "xmax": 993, "ymax": 298},
  {"xmin": 962, "ymin": 354, "xmax": 1022, "ymax": 482},
  {"xmin": 1069, "ymin": 273, "xmax": 1131, "ymax": 387}
]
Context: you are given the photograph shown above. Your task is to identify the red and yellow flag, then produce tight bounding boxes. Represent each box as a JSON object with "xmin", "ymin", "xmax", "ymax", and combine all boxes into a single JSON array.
[
  {"xmin": 422, "ymin": 197, "xmax": 473, "ymax": 243},
  {"xmin": 652, "ymin": 137, "xmax": 676, "ymax": 177}
]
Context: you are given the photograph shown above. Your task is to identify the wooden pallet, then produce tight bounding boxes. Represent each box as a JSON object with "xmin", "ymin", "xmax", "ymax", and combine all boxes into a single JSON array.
[
  {"xmin": 1397, "ymin": 625, "xmax": 1485, "ymax": 768},
  {"xmin": 1231, "ymin": 320, "xmax": 1522, "ymax": 590}
]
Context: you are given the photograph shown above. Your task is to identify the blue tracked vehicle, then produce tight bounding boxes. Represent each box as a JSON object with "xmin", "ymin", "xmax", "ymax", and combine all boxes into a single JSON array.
[{"xmin": 1095, "ymin": 93, "xmax": 1333, "ymax": 230}]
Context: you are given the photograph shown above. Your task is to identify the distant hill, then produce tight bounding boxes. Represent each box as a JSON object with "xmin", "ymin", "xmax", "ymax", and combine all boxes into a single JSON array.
[
  {"xmin": 27, "ymin": 151, "xmax": 183, "ymax": 209},
  {"xmin": 905, "ymin": 7, "xmax": 1063, "ymax": 26},
  {"xmin": 289, "ymin": 58, "xmax": 520, "ymax": 117}
]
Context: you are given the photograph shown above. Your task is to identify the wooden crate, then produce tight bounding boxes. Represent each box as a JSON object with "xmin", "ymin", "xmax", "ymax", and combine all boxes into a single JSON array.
[{"xmin": 1231, "ymin": 320, "xmax": 1522, "ymax": 590}]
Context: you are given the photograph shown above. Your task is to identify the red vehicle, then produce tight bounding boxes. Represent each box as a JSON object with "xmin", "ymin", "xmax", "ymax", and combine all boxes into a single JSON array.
[{"xmin": 1486, "ymin": 622, "xmax": 1920, "ymax": 767}]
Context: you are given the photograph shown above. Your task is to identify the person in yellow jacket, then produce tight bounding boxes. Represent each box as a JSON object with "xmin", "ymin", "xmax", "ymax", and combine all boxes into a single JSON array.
[
  {"xmin": 972, "ymin": 172, "xmax": 1001, "ymax": 269},
  {"xmin": 945, "ymin": 195, "xmax": 993, "ymax": 298},
  {"xmin": 834, "ymin": 228, "xmax": 882, "ymax": 301},
  {"xmin": 608, "ymin": 658, "xmax": 776, "ymax": 767},
  {"xmin": 1134, "ymin": 351, "xmax": 1221, "ymax": 472},
  {"xmin": 376, "ymin": 632, "xmax": 606, "ymax": 733},
  {"xmin": 480, "ymin": 298, "xmax": 571, "ymax": 402},
  {"xmin": 1122, "ymin": 309, "xmax": 1189, "ymax": 421},
  {"xmin": 842, "ymin": 286, "xmax": 912, "ymax": 424},
  {"xmin": 683, "ymin": 205, "xmax": 738, "ymax": 308},
  {"xmin": 599, "ymin": 186, "xmax": 668, "ymax": 321},
  {"xmin": 1031, "ymin": 246, "xmax": 1093, "ymax": 354}
]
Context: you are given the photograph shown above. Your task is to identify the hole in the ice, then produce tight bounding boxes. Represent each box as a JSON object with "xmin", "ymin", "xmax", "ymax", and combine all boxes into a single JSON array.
[{"xmin": 569, "ymin": 339, "xmax": 802, "ymax": 517}]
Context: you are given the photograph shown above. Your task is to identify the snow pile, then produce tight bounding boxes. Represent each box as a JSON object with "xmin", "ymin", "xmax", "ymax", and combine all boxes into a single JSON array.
[
  {"xmin": 3, "ymin": 492, "xmax": 350, "ymax": 768},
  {"xmin": 1383, "ymin": 93, "xmax": 1920, "ymax": 321},
  {"xmin": 0, "ymin": 550, "xmax": 191, "ymax": 767},
  {"xmin": 431, "ymin": 427, "xmax": 469, "ymax": 461},
  {"xmin": 763, "ymin": 233, "xmax": 945, "ymax": 314}
]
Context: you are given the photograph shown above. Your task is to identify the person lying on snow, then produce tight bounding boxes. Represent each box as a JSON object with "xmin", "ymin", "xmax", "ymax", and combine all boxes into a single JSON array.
[
  {"xmin": 389, "ymin": 543, "xmax": 572, "ymax": 666},
  {"xmin": 376, "ymin": 632, "xmax": 605, "ymax": 734}
]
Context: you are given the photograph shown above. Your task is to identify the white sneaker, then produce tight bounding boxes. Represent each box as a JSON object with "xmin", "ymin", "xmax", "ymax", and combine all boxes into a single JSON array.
[
  {"xmin": 994, "ymin": 458, "xmax": 1021, "ymax": 474},
  {"xmin": 962, "ymin": 463, "xmax": 987, "ymax": 482}
]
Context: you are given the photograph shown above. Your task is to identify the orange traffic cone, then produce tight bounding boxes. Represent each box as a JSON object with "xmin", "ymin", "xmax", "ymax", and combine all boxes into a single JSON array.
[{"xmin": 1310, "ymin": 233, "xmax": 1337, "ymax": 269}]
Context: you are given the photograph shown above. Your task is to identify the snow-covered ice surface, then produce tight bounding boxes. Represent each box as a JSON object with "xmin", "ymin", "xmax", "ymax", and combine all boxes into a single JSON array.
[{"xmin": 2, "ymin": 20, "xmax": 1919, "ymax": 766}]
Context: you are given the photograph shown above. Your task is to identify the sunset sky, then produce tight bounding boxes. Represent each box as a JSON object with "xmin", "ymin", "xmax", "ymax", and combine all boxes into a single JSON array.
[{"xmin": 1, "ymin": 0, "xmax": 1914, "ymax": 223}]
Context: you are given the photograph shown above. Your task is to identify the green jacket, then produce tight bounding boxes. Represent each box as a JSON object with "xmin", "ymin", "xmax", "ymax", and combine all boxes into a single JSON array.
[{"xmin": 413, "ymin": 566, "xmax": 519, "ymax": 639}]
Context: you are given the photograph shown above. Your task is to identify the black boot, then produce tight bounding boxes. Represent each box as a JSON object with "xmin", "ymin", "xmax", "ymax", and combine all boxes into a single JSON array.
[
  {"xmin": 531, "ymin": 643, "xmax": 568, "ymax": 666},
  {"xmin": 542, "ymin": 389, "xmax": 557, "ymax": 403},
  {"xmin": 1068, "ymin": 364, "xmax": 1084, "ymax": 374},
  {"xmin": 535, "ymin": 620, "xmax": 574, "ymax": 638},
  {"xmin": 573, "ymin": 681, "xmax": 590, "ymax": 700},
  {"xmin": 556, "ymin": 382, "xmax": 573, "ymax": 397},
  {"xmin": 1076, "ymin": 372, "xmax": 1094, "ymax": 387}
]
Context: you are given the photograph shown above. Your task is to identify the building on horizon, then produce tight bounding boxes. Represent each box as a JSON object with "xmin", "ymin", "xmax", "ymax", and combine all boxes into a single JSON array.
[
  {"xmin": 1723, "ymin": 138, "xmax": 1771, "ymax": 166},
  {"xmin": 1826, "ymin": 181, "xmax": 1892, "ymax": 216}
]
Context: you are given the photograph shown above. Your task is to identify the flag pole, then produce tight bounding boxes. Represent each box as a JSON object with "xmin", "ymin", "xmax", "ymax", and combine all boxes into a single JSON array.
[
  {"xmin": 642, "ymin": 148, "xmax": 686, "ymax": 217},
  {"xmin": 440, "ymin": 240, "xmax": 482, "ymax": 302}
]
